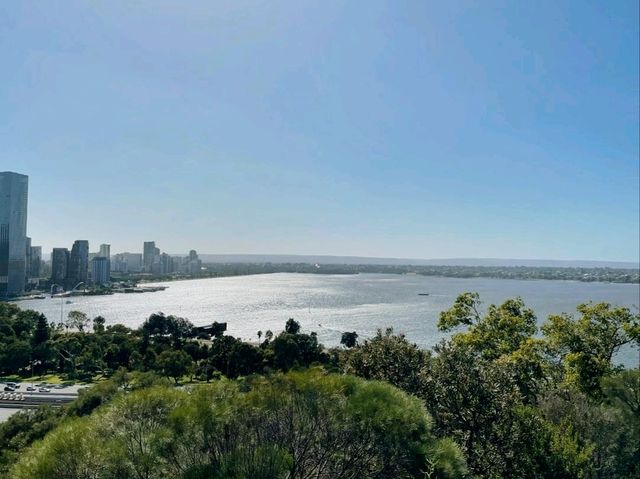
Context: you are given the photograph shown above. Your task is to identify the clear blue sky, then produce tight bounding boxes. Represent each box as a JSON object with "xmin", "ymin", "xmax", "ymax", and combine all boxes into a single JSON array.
[{"xmin": 1, "ymin": 1, "xmax": 638, "ymax": 261}]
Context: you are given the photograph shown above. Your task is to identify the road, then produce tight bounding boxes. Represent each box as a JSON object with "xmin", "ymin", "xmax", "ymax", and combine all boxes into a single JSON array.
[{"xmin": 0, "ymin": 381, "xmax": 83, "ymax": 421}]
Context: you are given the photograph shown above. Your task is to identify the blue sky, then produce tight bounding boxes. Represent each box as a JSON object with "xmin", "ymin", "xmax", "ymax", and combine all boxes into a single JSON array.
[{"xmin": 1, "ymin": 1, "xmax": 638, "ymax": 261}]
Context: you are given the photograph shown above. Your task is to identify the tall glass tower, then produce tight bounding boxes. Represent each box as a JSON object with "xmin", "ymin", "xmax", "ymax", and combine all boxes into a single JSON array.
[{"xmin": 0, "ymin": 171, "xmax": 28, "ymax": 296}]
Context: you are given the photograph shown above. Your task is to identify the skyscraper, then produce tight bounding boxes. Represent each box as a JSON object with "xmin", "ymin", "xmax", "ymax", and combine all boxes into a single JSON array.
[
  {"xmin": 25, "ymin": 237, "xmax": 32, "ymax": 280},
  {"xmin": 0, "ymin": 171, "xmax": 28, "ymax": 296},
  {"xmin": 67, "ymin": 240, "xmax": 89, "ymax": 288},
  {"xmin": 91, "ymin": 257, "xmax": 110, "ymax": 285},
  {"xmin": 51, "ymin": 248, "xmax": 69, "ymax": 285},
  {"xmin": 143, "ymin": 241, "xmax": 159, "ymax": 273},
  {"xmin": 113, "ymin": 252, "xmax": 142, "ymax": 273},
  {"xmin": 99, "ymin": 244, "xmax": 111, "ymax": 260},
  {"xmin": 30, "ymin": 245, "xmax": 42, "ymax": 279}
]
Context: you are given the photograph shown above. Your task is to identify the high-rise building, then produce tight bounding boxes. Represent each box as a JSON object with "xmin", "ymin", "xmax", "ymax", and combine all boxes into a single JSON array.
[
  {"xmin": 99, "ymin": 244, "xmax": 111, "ymax": 260},
  {"xmin": 160, "ymin": 252, "xmax": 174, "ymax": 275},
  {"xmin": 51, "ymin": 248, "xmax": 69, "ymax": 285},
  {"xmin": 143, "ymin": 241, "xmax": 158, "ymax": 273},
  {"xmin": 25, "ymin": 237, "xmax": 32, "ymax": 280},
  {"xmin": 187, "ymin": 250, "xmax": 202, "ymax": 275},
  {"xmin": 30, "ymin": 246, "xmax": 42, "ymax": 279},
  {"xmin": 0, "ymin": 171, "xmax": 28, "ymax": 296},
  {"xmin": 91, "ymin": 257, "xmax": 110, "ymax": 285},
  {"xmin": 67, "ymin": 240, "xmax": 89, "ymax": 288},
  {"xmin": 113, "ymin": 252, "xmax": 142, "ymax": 273}
]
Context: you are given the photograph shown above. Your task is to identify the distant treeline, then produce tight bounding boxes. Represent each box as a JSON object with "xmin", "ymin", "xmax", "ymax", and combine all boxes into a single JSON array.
[
  {"xmin": 192, "ymin": 262, "xmax": 640, "ymax": 283},
  {"xmin": 113, "ymin": 261, "xmax": 639, "ymax": 284}
]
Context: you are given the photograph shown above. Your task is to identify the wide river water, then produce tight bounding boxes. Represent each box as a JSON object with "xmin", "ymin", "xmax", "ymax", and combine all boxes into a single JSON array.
[{"xmin": 16, "ymin": 273, "xmax": 640, "ymax": 366}]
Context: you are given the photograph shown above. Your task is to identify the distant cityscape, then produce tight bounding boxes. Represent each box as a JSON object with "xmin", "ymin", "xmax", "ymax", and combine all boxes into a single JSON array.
[
  {"xmin": 2, "ymin": 171, "xmax": 638, "ymax": 299},
  {"xmin": 0, "ymin": 171, "xmax": 203, "ymax": 297}
]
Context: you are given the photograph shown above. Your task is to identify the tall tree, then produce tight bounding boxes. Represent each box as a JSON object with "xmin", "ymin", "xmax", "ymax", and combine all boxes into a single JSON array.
[{"xmin": 542, "ymin": 302, "xmax": 640, "ymax": 396}]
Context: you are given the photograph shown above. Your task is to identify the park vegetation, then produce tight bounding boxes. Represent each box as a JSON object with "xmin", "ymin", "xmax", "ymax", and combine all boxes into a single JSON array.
[{"xmin": 0, "ymin": 294, "xmax": 638, "ymax": 478}]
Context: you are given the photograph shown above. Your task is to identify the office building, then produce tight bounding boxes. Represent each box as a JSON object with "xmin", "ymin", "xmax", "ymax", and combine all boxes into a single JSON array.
[
  {"xmin": 30, "ymin": 245, "xmax": 42, "ymax": 279},
  {"xmin": 67, "ymin": 240, "xmax": 89, "ymax": 288},
  {"xmin": 0, "ymin": 171, "xmax": 28, "ymax": 295},
  {"xmin": 160, "ymin": 252, "xmax": 174, "ymax": 275},
  {"xmin": 187, "ymin": 250, "xmax": 203, "ymax": 275},
  {"xmin": 99, "ymin": 244, "xmax": 110, "ymax": 260},
  {"xmin": 91, "ymin": 257, "xmax": 110, "ymax": 285},
  {"xmin": 51, "ymin": 248, "xmax": 69, "ymax": 285},
  {"xmin": 25, "ymin": 239, "xmax": 41, "ymax": 289},
  {"xmin": 113, "ymin": 252, "xmax": 142, "ymax": 273},
  {"xmin": 25, "ymin": 237, "xmax": 32, "ymax": 280},
  {"xmin": 143, "ymin": 241, "xmax": 159, "ymax": 273}
]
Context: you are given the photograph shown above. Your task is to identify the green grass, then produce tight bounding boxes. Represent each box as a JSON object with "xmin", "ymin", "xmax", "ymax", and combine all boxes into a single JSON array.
[{"xmin": 0, "ymin": 373, "xmax": 94, "ymax": 385}]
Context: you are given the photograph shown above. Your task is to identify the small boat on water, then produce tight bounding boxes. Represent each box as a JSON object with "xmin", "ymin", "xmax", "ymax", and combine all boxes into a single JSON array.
[{"xmin": 418, "ymin": 293, "xmax": 430, "ymax": 296}]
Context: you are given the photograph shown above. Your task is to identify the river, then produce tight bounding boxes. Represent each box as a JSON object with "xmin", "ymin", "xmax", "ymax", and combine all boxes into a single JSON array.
[{"xmin": 16, "ymin": 273, "xmax": 640, "ymax": 366}]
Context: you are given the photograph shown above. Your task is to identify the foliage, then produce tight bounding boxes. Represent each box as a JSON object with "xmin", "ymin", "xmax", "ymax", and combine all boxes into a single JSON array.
[
  {"xmin": 542, "ymin": 302, "xmax": 639, "ymax": 396},
  {"xmin": 422, "ymin": 341, "xmax": 590, "ymax": 478},
  {"xmin": 284, "ymin": 317, "xmax": 300, "ymax": 334},
  {"xmin": 340, "ymin": 330, "xmax": 358, "ymax": 348},
  {"xmin": 156, "ymin": 349, "xmax": 194, "ymax": 383},
  {"xmin": 539, "ymin": 384, "xmax": 639, "ymax": 478},
  {"xmin": 0, "ymin": 406, "xmax": 63, "ymax": 474},
  {"xmin": 2, "ymin": 294, "xmax": 639, "ymax": 479},
  {"xmin": 65, "ymin": 310, "xmax": 90, "ymax": 332},
  {"xmin": 438, "ymin": 293, "xmax": 537, "ymax": 360},
  {"xmin": 342, "ymin": 327, "xmax": 429, "ymax": 396},
  {"xmin": 206, "ymin": 335, "xmax": 263, "ymax": 379},
  {"xmin": 10, "ymin": 370, "xmax": 466, "ymax": 479}
]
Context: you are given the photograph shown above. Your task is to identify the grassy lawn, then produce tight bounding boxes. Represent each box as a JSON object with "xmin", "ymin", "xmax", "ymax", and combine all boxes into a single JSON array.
[{"xmin": 0, "ymin": 373, "xmax": 95, "ymax": 385}]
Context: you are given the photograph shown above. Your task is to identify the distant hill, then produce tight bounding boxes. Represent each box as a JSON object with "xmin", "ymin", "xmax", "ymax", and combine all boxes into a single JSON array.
[{"xmin": 197, "ymin": 254, "xmax": 639, "ymax": 270}]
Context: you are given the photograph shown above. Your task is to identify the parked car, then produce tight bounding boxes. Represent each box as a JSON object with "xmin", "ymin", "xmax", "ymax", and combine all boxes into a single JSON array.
[
  {"xmin": 4, "ymin": 386, "xmax": 15, "ymax": 392},
  {"xmin": 6, "ymin": 382, "xmax": 19, "ymax": 389},
  {"xmin": 26, "ymin": 386, "xmax": 36, "ymax": 391},
  {"xmin": 38, "ymin": 387, "xmax": 51, "ymax": 393}
]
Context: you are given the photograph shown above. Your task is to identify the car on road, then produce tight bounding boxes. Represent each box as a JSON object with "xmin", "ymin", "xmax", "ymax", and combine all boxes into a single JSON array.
[
  {"xmin": 26, "ymin": 386, "xmax": 36, "ymax": 391},
  {"xmin": 38, "ymin": 387, "xmax": 51, "ymax": 393},
  {"xmin": 3, "ymin": 386, "xmax": 15, "ymax": 392},
  {"xmin": 6, "ymin": 382, "xmax": 19, "ymax": 389}
]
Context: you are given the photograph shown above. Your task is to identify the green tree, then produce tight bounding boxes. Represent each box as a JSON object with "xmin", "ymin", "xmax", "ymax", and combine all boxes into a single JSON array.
[
  {"xmin": 270, "ymin": 330, "xmax": 324, "ymax": 371},
  {"xmin": 343, "ymin": 328, "xmax": 429, "ymax": 396},
  {"xmin": 340, "ymin": 331, "xmax": 358, "ymax": 348},
  {"xmin": 92, "ymin": 316, "xmax": 106, "ymax": 334},
  {"xmin": 10, "ymin": 370, "xmax": 467, "ymax": 479},
  {"xmin": 31, "ymin": 313, "xmax": 50, "ymax": 346},
  {"xmin": 0, "ymin": 406, "xmax": 63, "ymax": 476},
  {"xmin": 156, "ymin": 350, "xmax": 194, "ymax": 384},
  {"xmin": 0, "ymin": 339, "xmax": 31, "ymax": 374},
  {"xmin": 285, "ymin": 318, "xmax": 300, "ymax": 334},
  {"xmin": 438, "ymin": 293, "xmax": 545, "ymax": 400},
  {"xmin": 542, "ymin": 302, "xmax": 639, "ymax": 396},
  {"xmin": 424, "ymin": 341, "xmax": 589, "ymax": 478},
  {"xmin": 438, "ymin": 293, "xmax": 537, "ymax": 360},
  {"xmin": 207, "ymin": 335, "xmax": 263, "ymax": 378},
  {"xmin": 66, "ymin": 310, "xmax": 90, "ymax": 333}
]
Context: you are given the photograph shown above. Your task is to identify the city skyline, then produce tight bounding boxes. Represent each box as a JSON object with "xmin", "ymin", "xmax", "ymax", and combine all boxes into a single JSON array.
[{"xmin": 2, "ymin": 1, "xmax": 639, "ymax": 262}]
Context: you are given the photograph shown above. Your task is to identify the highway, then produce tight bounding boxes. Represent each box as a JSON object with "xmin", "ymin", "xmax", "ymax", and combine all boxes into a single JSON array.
[{"xmin": 0, "ymin": 382, "xmax": 82, "ymax": 421}]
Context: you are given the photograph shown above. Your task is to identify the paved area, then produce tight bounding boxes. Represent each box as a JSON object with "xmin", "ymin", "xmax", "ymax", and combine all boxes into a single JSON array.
[{"xmin": 0, "ymin": 381, "xmax": 84, "ymax": 421}]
